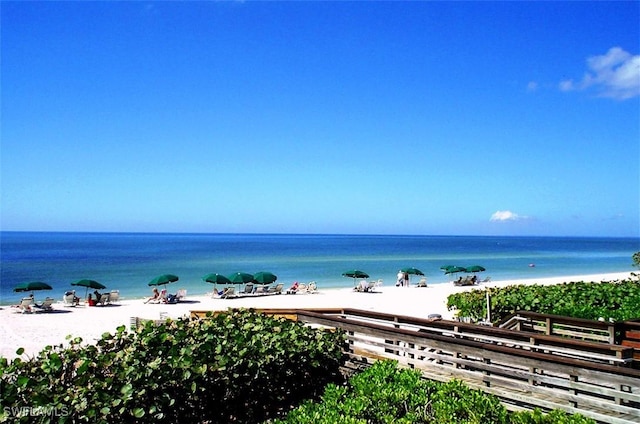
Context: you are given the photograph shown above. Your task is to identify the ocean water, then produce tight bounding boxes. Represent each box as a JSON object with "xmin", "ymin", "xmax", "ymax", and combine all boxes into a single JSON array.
[{"xmin": 1, "ymin": 232, "xmax": 638, "ymax": 305}]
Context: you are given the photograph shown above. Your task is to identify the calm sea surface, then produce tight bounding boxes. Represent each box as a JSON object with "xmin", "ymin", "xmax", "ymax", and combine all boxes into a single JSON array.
[{"xmin": 1, "ymin": 232, "xmax": 638, "ymax": 305}]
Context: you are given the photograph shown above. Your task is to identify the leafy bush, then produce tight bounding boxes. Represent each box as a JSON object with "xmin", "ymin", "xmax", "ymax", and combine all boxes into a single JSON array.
[
  {"xmin": 0, "ymin": 309, "xmax": 346, "ymax": 423},
  {"xmin": 447, "ymin": 280, "xmax": 640, "ymax": 323},
  {"xmin": 271, "ymin": 360, "xmax": 593, "ymax": 424}
]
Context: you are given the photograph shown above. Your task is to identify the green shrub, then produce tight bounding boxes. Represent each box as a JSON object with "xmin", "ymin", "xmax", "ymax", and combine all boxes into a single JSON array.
[
  {"xmin": 447, "ymin": 280, "xmax": 640, "ymax": 323},
  {"xmin": 272, "ymin": 360, "xmax": 593, "ymax": 424},
  {"xmin": 0, "ymin": 309, "xmax": 346, "ymax": 423}
]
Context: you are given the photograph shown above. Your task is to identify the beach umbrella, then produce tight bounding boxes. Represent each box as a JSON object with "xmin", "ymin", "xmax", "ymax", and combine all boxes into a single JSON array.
[
  {"xmin": 228, "ymin": 272, "xmax": 255, "ymax": 291},
  {"xmin": 227, "ymin": 272, "xmax": 254, "ymax": 284},
  {"xmin": 72, "ymin": 279, "xmax": 107, "ymax": 299},
  {"xmin": 148, "ymin": 274, "xmax": 179, "ymax": 286},
  {"xmin": 202, "ymin": 273, "xmax": 232, "ymax": 285},
  {"xmin": 202, "ymin": 273, "xmax": 232, "ymax": 295},
  {"xmin": 400, "ymin": 267, "xmax": 424, "ymax": 286},
  {"xmin": 342, "ymin": 270, "xmax": 369, "ymax": 279},
  {"xmin": 444, "ymin": 266, "xmax": 467, "ymax": 275},
  {"xmin": 13, "ymin": 281, "xmax": 53, "ymax": 293},
  {"xmin": 400, "ymin": 267, "xmax": 424, "ymax": 276},
  {"xmin": 465, "ymin": 265, "xmax": 486, "ymax": 273},
  {"xmin": 253, "ymin": 271, "xmax": 278, "ymax": 285},
  {"xmin": 342, "ymin": 270, "xmax": 369, "ymax": 287},
  {"xmin": 440, "ymin": 265, "xmax": 455, "ymax": 272}
]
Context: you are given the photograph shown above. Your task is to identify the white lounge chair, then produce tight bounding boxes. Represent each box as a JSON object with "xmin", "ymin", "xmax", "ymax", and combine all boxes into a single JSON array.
[
  {"xmin": 220, "ymin": 287, "xmax": 236, "ymax": 299},
  {"xmin": 366, "ymin": 280, "xmax": 381, "ymax": 292},
  {"xmin": 268, "ymin": 283, "xmax": 284, "ymax": 294},
  {"xmin": 175, "ymin": 289, "xmax": 187, "ymax": 300},
  {"xmin": 34, "ymin": 297, "xmax": 54, "ymax": 312},
  {"xmin": 17, "ymin": 297, "xmax": 34, "ymax": 313},
  {"xmin": 63, "ymin": 291, "xmax": 79, "ymax": 306},
  {"xmin": 96, "ymin": 293, "xmax": 109, "ymax": 306},
  {"xmin": 306, "ymin": 281, "xmax": 318, "ymax": 293},
  {"xmin": 108, "ymin": 290, "xmax": 120, "ymax": 304},
  {"xmin": 417, "ymin": 278, "xmax": 427, "ymax": 288}
]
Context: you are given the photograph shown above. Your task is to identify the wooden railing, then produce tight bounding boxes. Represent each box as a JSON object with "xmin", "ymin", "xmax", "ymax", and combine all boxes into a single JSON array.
[{"xmin": 182, "ymin": 308, "xmax": 640, "ymax": 423}]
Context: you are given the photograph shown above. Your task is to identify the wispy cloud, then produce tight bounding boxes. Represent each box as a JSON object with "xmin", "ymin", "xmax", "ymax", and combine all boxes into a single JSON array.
[
  {"xmin": 559, "ymin": 47, "xmax": 640, "ymax": 100},
  {"xmin": 490, "ymin": 210, "xmax": 525, "ymax": 222}
]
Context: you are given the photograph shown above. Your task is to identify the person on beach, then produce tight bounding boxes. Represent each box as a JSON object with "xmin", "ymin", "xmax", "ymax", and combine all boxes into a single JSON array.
[
  {"xmin": 287, "ymin": 281, "xmax": 300, "ymax": 294},
  {"xmin": 403, "ymin": 272, "xmax": 409, "ymax": 287},
  {"xmin": 87, "ymin": 294, "xmax": 96, "ymax": 306},
  {"xmin": 397, "ymin": 271, "xmax": 404, "ymax": 287},
  {"xmin": 145, "ymin": 287, "xmax": 160, "ymax": 304}
]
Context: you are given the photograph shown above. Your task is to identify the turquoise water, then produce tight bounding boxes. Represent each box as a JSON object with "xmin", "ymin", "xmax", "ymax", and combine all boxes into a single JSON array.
[{"xmin": 1, "ymin": 232, "xmax": 638, "ymax": 305}]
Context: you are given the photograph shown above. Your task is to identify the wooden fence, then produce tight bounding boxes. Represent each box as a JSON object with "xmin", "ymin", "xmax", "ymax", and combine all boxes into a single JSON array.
[{"xmin": 183, "ymin": 308, "xmax": 640, "ymax": 423}]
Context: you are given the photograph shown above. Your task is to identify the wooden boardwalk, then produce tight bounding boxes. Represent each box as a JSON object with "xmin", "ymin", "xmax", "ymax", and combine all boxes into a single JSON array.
[{"xmin": 188, "ymin": 308, "xmax": 639, "ymax": 423}]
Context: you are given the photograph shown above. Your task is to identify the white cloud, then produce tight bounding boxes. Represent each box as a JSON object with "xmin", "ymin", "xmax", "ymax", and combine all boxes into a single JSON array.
[
  {"xmin": 560, "ymin": 47, "xmax": 640, "ymax": 100},
  {"xmin": 527, "ymin": 81, "xmax": 538, "ymax": 92},
  {"xmin": 490, "ymin": 210, "xmax": 522, "ymax": 222}
]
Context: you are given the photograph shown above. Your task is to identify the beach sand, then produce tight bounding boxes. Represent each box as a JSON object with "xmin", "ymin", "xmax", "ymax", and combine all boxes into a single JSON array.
[{"xmin": 0, "ymin": 272, "xmax": 632, "ymax": 360}]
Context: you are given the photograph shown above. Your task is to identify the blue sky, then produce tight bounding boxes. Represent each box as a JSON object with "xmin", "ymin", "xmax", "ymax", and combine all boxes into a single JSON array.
[{"xmin": 2, "ymin": 1, "xmax": 639, "ymax": 237}]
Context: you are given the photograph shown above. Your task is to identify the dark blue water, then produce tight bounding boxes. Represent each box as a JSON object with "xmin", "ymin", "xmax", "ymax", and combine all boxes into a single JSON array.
[{"xmin": 1, "ymin": 232, "xmax": 638, "ymax": 305}]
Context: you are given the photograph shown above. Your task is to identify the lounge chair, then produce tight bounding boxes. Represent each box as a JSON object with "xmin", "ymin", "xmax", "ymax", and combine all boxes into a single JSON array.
[
  {"xmin": 417, "ymin": 278, "xmax": 427, "ymax": 288},
  {"xmin": 254, "ymin": 285, "xmax": 269, "ymax": 294},
  {"xmin": 17, "ymin": 297, "xmax": 34, "ymax": 313},
  {"xmin": 34, "ymin": 297, "xmax": 54, "ymax": 312},
  {"xmin": 96, "ymin": 293, "xmax": 109, "ymax": 306},
  {"xmin": 220, "ymin": 287, "xmax": 236, "ymax": 299},
  {"xmin": 243, "ymin": 283, "xmax": 254, "ymax": 294},
  {"xmin": 268, "ymin": 283, "xmax": 284, "ymax": 294},
  {"xmin": 306, "ymin": 281, "xmax": 318, "ymax": 293},
  {"xmin": 108, "ymin": 290, "xmax": 120, "ymax": 304},
  {"xmin": 366, "ymin": 280, "xmax": 381, "ymax": 292},
  {"xmin": 354, "ymin": 280, "xmax": 368, "ymax": 292},
  {"xmin": 175, "ymin": 289, "xmax": 187, "ymax": 301},
  {"xmin": 63, "ymin": 291, "xmax": 79, "ymax": 306}
]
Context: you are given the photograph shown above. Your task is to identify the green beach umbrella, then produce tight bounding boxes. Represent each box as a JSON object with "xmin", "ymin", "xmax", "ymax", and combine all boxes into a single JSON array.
[
  {"xmin": 227, "ymin": 272, "xmax": 255, "ymax": 291},
  {"xmin": 342, "ymin": 270, "xmax": 369, "ymax": 279},
  {"xmin": 227, "ymin": 272, "xmax": 254, "ymax": 284},
  {"xmin": 202, "ymin": 273, "xmax": 232, "ymax": 285},
  {"xmin": 148, "ymin": 274, "xmax": 180, "ymax": 286},
  {"xmin": 342, "ymin": 270, "xmax": 369, "ymax": 288},
  {"xmin": 400, "ymin": 267, "xmax": 424, "ymax": 276},
  {"xmin": 14, "ymin": 281, "xmax": 53, "ymax": 293},
  {"xmin": 465, "ymin": 265, "xmax": 486, "ymax": 273},
  {"xmin": 72, "ymin": 279, "xmax": 107, "ymax": 299},
  {"xmin": 440, "ymin": 265, "xmax": 455, "ymax": 271},
  {"xmin": 253, "ymin": 271, "xmax": 278, "ymax": 285}
]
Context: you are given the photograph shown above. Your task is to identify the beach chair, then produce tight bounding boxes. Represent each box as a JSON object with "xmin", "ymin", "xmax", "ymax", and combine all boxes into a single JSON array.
[
  {"xmin": 96, "ymin": 293, "xmax": 109, "ymax": 306},
  {"xmin": 243, "ymin": 283, "xmax": 254, "ymax": 295},
  {"xmin": 268, "ymin": 283, "xmax": 284, "ymax": 295},
  {"xmin": 220, "ymin": 287, "xmax": 236, "ymax": 299},
  {"xmin": 417, "ymin": 277, "xmax": 427, "ymax": 288},
  {"xmin": 354, "ymin": 280, "xmax": 368, "ymax": 292},
  {"xmin": 254, "ymin": 285, "xmax": 269, "ymax": 294},
  {"xmin": 63, "ymin": 291, "xmax": 78, "ymax": 306},
  {"xmin": 306, "ymin": 281, "xmax": 318, "ymax": 294},
  {"xmin": 34, "ymin": 297, "xmax": 54, "ymax": 312},
  {"xmin": 175, "ymin": 288, "xmax": 187, "ymax": 301},
  {"xmin": 108, "ymin": 290, "xmax": 120, "ymax": 304},
  {"xmin": 17, "ymin": 297, "xmax": 34, "ymax": 313},
  {"xmin": 366, "ymin": 280, "xmax": 381, "ymax": 292}
]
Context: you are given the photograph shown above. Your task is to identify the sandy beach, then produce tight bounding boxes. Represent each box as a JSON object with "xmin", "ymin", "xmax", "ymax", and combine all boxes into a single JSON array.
[{"xmin": 0, "ymin": 272, "xmax": 632, "ymax": 360}]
